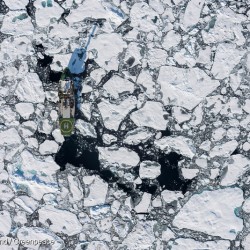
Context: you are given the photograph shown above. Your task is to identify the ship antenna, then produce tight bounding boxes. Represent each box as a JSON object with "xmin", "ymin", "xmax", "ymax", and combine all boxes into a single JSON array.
[{"xmin": 80, "ymin": 23, "xmax": 98, "ymax": 50}]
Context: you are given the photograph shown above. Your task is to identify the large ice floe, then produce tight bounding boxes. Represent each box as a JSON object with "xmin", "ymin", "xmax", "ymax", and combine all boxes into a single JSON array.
[{"xmin": 0, "ymin": 0, "xmax": 249, "ymax": 248}]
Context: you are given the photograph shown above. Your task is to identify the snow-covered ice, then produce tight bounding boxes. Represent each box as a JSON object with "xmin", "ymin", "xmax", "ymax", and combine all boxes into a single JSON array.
[{"xmin": 173, "ymin": 187, "xmax": 243, "ymax": 240}]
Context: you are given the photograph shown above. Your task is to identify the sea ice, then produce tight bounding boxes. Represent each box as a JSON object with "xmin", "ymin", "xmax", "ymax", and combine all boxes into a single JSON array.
[
  {"xmin": 84, "ymin": 175, "xmax": 108, "ymax": 207},
  {"xmin": 157, "ymin": 66, "xmax": 219, "ymax": 110},
  {"xmin": 139, "ymin": 161, "xmax": 161, "ymax": 179},
  {"xmin": 130, "ymin": 101, "xmax": 168, "ymax": 130},
  {"xmin": 38, "ymin": 205, "xmax": 82, "ymax": 236},
  {"xmin": 98, "ymin": 96, "xmax": 137, "ymax": 131},
  {"xmin": 155, "ymin": 136, "xmax": 196, "ymax": 159},
  {"xmin": 98, "ymin": 146, "xmax": 140, "ymax": 168},
  {"xmin": 173, "ymin": 187, "xmax": 244, "ymax": 240}
]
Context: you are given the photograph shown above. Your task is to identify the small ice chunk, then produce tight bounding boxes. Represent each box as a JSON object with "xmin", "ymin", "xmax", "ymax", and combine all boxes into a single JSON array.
[
  {"xmin": 130, "ymin": 2, "xmax": 161, "ymax": 33},
  {"xmin": 173, "ymin": 187, "xmax": 243, "ymax": 240},
  {"xmin": 209, "ymin": 140, "xmax": 238, "ymax": 158},
  {"xmin": 195, "ymin": 157, "xmax": 207, "ymax": 168},
  {"xmin": 15, "ymin": 73, "xmax": 45, "ymax": 103},
  {"xmin": 243, "ymin": 142, "xmax": 250, "ymax": 151},
  {"xmin": 181, "ymin": 168, "xmax": 199, "ymax": 179},
  {"xmin": 89, "ymin": 33, "xmax": 127, "ymax": 71},
  {"xmin": 14, "ymin": 195, "xmax": 39, "ymax": 214},
  {"xmin": 0, "ymin": 184, "xmax": 14, "ymax": 202},
  {"xmin": 155, "ymin": 136, "xmax": 195, "ymax": 159},
  {"xmin": 162, "ymin": 228, "xmax": 175, "ymax": 242},
  {"xmin": 139, "ymin": 161, "xmax": 161, "ymax": 179},
  {"xmin": 130, "ymin": 101, "xmax": 168, "ymax": 130},
  {"xmin": 221, "ymin": 154, "xmax": 250, "ymax": 186},
  {"xmin": 67, "ymin": 174, "xmax": 83, "ymax": 202},
  {"xmin": 52, "ymin": 129, "xmax": 65, "ymax": 144},
  {"xmin": 1, "ymin": 11, "xmax": 34, "ymax": 35},
  {"xmin": 124, "ymin": 128, "xmax": 154, "ymax": 145},
  {"xmin": 15, "ymin": 103, "xmax": 34, "ymax": 119},
  {"xmin": 39, "ymin": 140, "xmax": 59, "ymax": 155},
  {"xmin": 157, "ymin": 66, "xmax": 219, "ymax": 110},
  {"xmin": 0, "ymin": 128, "xmax": 21, "ymax": 146},
  {"xmin": 39, "ymin": 205, "xmax": 82, "ymax": 236},
  {"xmin": 211, "ymin": 43, "xmax": 245, "ymax": 80},
  {"xmin": 242, "ymin": 197, "xmax": 250, "ymax": 213},
  {"xmin": 134, "ymin": 192, "xmax": 151, "ymax": 213},
  {"xmin": 181, "ymin": 0, "xmax": 205, "ymax": 31},
  {"xmin": 84, "ymin": 175, "xmax": 108, "ymax": 207},
  {"xmin": 75, "ymin": 119, "xmax": 97, "ymax": 138},
  {"xmin": 0, "ymin": 211, "xmax": 12, "ymax": 236},
  {"xmin": 172, "ymin": 106, "xmax": 191, "ymax": 124},
  {"xmin": 171, "ymin": 238, "xmax": 230, "ymax": 250},
  {"xmin": 17, "ymin": 227, "xmax": 65, "ymax": 250},
  {"xmin": 102, "ymin": 134, "xmax": 117, "ymax": 145},
  {"xmin": 34, "ymin": 0, "xmax": 63, "ymax": 27},
  {"xmin": 162, "ymin": 30, "xmax": 181, "ymax": 50},
  {"xmin": 103, "ymin": 75, "xmax": 134, "ymax": 98},
  {"xmin": 98, "ymin": 146, "xmax": 140, "ymax": 168},
  {"xmin": 161, "ymin": 190, "xmax": 183, "ymax": 204},
  {"xmin": 199, "ymin": 140, "xmax": 211, "ymax": 151},
  {"xmin": 98, "ymin": 96, "xmax": 137, "ymax": 131}
]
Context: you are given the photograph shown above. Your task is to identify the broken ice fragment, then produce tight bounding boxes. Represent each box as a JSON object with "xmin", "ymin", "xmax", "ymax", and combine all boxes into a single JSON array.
[
  {"xmin": 173, "ymin": 187, "xmax": 243, "ymax": 240},
  {"xmin": 130, "ymin": 101, "xmax": 168, "ymax": 130},
  {"xmin": 84, "ymin": 175, "xmax": 108, "ymax": 207},
  {"xmin": 38, "ymin": 205, "xmax": 82, "ymax": 236},
  {"xmin": 157, "ymin": 66, "xmax": 219, "ymax": 110},
  {"xmin": 139, "ymin": 161, "xmax": 161, "ymax": 179},
  {"xmin": 98, "ymin": 146, "xmax": 140, "ymax": 168},
  {"xmin": 155, "ymin": 136, "xmax": 196, "ymax": 159}
]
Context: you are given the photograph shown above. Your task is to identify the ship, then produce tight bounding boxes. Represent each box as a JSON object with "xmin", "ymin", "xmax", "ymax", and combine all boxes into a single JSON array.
[
  {"xmin": 58, "ymin": 76, "xmax": 75, "ymax": 136},
  {"xmin": 58, "ymin": 21, "xmax": 101, "ymax": 137}
]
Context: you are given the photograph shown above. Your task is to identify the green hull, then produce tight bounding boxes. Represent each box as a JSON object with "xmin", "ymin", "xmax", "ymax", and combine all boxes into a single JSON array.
[{"xmin": 59, "ymin": 118, "xmax": 74, "ymax": 137}]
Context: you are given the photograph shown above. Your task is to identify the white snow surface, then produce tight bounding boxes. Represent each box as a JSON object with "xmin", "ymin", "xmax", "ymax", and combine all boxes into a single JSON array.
[
  {"xmin": 89, "ymin": 33, "xmax": 127, "ymax": 71},
  {"xmin": 84, "ymin": 175, "xmax": 108, "ymax": 207},
  {"xmin": 139, "ymin": 161, "xmax": 161, "ymax": 179},
  {"xmin": 38, "ymin": 205, "xmax": 82, "ymax": 236},
  {"xmin": 17, "ymin": 227, "xmax": 65, "ymax": 250},
  {"xmin": 1, "ymin": 11, "xmax": 34, "ymax": 35},
  {"xmin": 0, "ymin": 211, "xmax": 12, "ymax": 236},
  {"xmin": 8, "ymin": 150, "xmax": 59, "ymax": 200},
  {"xmin": 170, "ymin": 238, "xmax": 230, "ymax": 250},
  {"xmin": 211, "ymin": 43, "xmax": 245, "ymax": 80},
  {"xmin": 221, "ymin": 154, "xmax": 250, "ymax": 186},
  {"xmin": 98, "ymin": 96, "xmax": 137, "ymax": 131},
  {"xmin": 123, "ymin": 127, "xmax": 154, "ymax": 145},
  {"xmin": 130, "ymin": 101, "xmax": 168, "ymax": 130},
  {"xmin": 0, "ymin": 128, "xmax": 21, "ymax": 146},
  {"xmin": 155, "ymin": 136, "xmax": 196, "ymax": 159},
  {"xmin": 98, "ymin": 146, "xmax": 140, "ymax": 168},
  {"xmin": 209, "ymin": 140, "xmax": 238, "ymax": 158},
  {"xmin": 39, "ymin": 140, "xmax": 59, "ymax": 155},
  {"xmin": 15, "ymin": 73, "xmax": 45, "ymax": 103},
  {"xmin": 173, "ymin": 187, "xmax": 244, "ymax": 240},
  {"xmin": 103, "ymin": 75, "xmax": 135, "ymax": 98},
  {"xmin": 15, "ymin": 103, "xmax": 34, "ymax": 120},
  {"xmin": 75, "ymin": 119, "xmax": 97, "ymax": 138},
  {"xmin": 181, "ymin": 0, "xmax": 205, "ymax": 31},
  {"xmin": 157, "ymin": 66, "xmax": 220, "ymax": 110}
]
